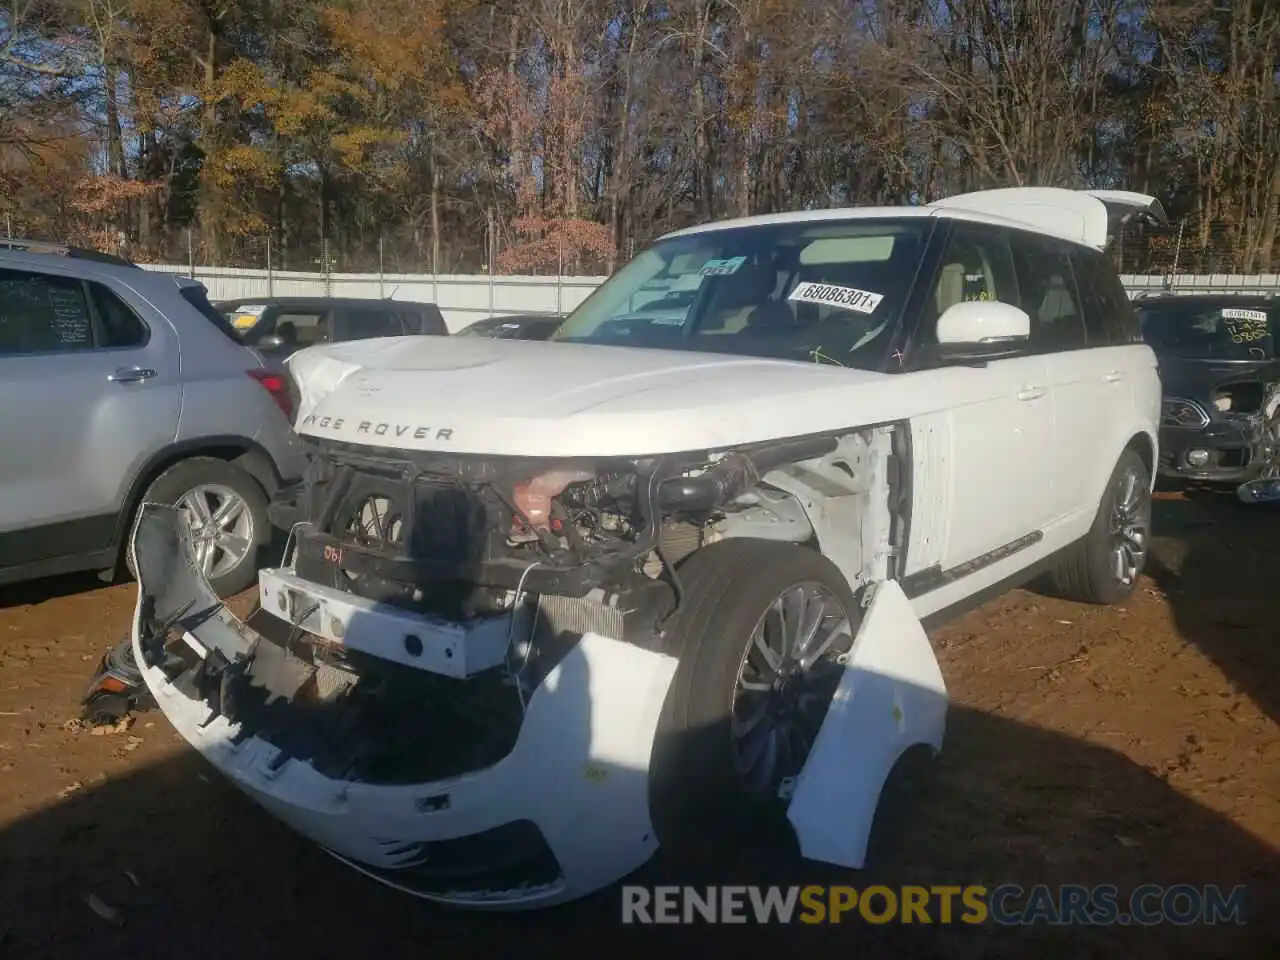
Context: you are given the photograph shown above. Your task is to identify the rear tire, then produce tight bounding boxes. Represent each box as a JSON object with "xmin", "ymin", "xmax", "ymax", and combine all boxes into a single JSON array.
[
  {"xmin": 649, "ymin": 539, "xmax": 862, "ymax": 858},
  {"xmin": 130, "ymin": 457, "xmax": 269, "ymax": 598},
  {"xmin": 1048, "ymin": 448, "xmax": 1151, "ymax": 605}
]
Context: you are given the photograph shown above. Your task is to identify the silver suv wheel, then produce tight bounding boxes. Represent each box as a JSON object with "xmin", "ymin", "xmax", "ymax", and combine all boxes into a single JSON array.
[{"xmin": 176, "ymin": 483, "xmax": 256, "ymax": 580}]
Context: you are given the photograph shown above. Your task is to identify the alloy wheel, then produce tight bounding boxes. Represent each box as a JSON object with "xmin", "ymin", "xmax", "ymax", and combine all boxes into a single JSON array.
[
  {"xmin": 176, "ymin": 483, "xmax": 256, "ymax": 580},
  {"xmin": 731, "ymin": 581, "xmax": 854, "ymax": 798}
]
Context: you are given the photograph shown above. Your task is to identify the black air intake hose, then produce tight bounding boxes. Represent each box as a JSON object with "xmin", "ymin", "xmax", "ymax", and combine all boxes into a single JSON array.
[{"xmin": 658, "ymin": 435, "xmax": 839, "ymax": 511}]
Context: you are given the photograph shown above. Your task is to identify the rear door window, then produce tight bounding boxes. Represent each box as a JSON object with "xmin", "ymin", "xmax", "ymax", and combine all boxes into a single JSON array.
[
  {"xmin": 1011, "ymin": 234, "xmax": 1088, "ymax": 354},
  {"xmin": 90, "ymin": 284, "xmax": 149, "ymax": 348},
  {"xmin": 1072, "ymin": 248, "xmax": 1138, "ymax": 345}
]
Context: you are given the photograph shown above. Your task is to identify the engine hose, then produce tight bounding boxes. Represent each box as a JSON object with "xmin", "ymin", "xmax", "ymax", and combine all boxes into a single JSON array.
[{"xmin": 658, "ymin": 435, "xmax": 839, "ymax": 512}]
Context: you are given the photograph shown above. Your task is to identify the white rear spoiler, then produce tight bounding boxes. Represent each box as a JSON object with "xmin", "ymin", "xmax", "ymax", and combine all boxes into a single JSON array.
[{"xmin": 930, "ymin": 187, "xmax": 1168, "ymax": 252}]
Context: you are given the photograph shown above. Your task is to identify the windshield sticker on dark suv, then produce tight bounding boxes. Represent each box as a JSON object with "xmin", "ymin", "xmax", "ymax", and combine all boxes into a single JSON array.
[
  {"xmin": 1221, "ymin": 308, "xmax": 1268, "ymax": 342},
  {"xmin": 700, "ymin": 256, "xmax": 746, "ymax": 277},
  {"xmin": 788, "ymin": 282, "xmax": 883, "ymax": 314}
]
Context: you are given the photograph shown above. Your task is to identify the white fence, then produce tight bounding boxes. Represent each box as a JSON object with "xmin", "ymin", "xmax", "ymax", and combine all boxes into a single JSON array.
[{"xmin": 140, "ymin": 263, "xmax": 1280, "ymax": 333}]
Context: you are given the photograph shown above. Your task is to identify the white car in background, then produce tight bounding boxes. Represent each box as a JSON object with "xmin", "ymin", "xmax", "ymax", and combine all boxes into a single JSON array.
[{"xmin": 125, "ymin": 187, "xmax": 1165, "ymax": 909}]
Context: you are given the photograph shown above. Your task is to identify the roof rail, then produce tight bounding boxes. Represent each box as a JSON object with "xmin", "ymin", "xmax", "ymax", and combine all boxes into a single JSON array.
[{"xmin": 0, "ymin": 237, "xmax": 138, "ymax": 267}]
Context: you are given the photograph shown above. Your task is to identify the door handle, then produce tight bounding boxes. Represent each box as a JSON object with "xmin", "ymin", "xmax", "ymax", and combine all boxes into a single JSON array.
[
  {"xmin": 1017, "ymin": 385, "xmax": 1046, "ymax": 401},
  {"xmin": 108, "ymin": 366, "xmax": 157, "ymax": 384},
  {"xmin": 1104, "ymin": 371, "xmax": 1124, "ymax": 383}
]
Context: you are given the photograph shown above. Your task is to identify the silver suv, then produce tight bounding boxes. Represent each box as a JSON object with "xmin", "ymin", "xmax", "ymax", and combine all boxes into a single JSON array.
[{"xmin": 0, "ymin": 248, "xmax": 305, "ymax": 597}]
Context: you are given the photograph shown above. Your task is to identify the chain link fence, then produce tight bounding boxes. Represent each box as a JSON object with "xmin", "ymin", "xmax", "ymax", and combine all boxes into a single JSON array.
[
  {"xmin": 1114, "ymin": 213, "xmax": 1280, "ymax": 279},
  {"xmin": 147, "ymin": 214, "xmax": 1280, "ymax": 279}
]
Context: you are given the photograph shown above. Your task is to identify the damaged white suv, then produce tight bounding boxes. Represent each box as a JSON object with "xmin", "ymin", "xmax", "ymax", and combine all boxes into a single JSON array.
[{"xmin": 126, "ymin": 187, "xmax": 1164, "ymax": 909}]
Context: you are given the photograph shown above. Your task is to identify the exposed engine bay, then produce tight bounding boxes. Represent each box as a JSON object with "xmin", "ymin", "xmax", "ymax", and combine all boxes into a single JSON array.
[
  {"xmin": 122, "ymin": 419, "xmax": 948, "ymax": 908},
  {"xmin": 267, "ymin": 425, "xmax": 907, "ymax": 634}
]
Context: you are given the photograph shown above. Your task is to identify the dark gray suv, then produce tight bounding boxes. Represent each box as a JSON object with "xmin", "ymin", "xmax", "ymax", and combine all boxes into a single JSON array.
[{"xmin": 217, "ymin": 297, "xmax": 448, "ymax": 365}]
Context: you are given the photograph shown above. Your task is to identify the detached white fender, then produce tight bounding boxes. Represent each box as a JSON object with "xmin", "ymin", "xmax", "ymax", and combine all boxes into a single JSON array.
[{"xmin": 787, "ymin": 579, "xmax": 947, "ymax": 868}]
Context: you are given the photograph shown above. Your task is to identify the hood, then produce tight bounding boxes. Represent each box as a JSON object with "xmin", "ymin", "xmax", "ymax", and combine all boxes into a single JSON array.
[{"xmin": 286, "ymin": 336, "xmax": 901, "ymax": 457}]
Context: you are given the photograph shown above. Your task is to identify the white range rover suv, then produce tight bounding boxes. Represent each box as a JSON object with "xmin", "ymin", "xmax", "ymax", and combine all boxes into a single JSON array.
[{"xmin": 125, "ymin": 187, "xmax": 1164, "ymax": 909}]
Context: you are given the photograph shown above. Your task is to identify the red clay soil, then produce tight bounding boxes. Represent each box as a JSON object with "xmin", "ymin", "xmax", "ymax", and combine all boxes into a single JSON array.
[{"xmin": 0, "ymin": 489, "xmax": 1276, "ymax": 958}]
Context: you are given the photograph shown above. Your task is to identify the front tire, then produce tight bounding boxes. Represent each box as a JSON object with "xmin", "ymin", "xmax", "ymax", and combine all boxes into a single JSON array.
[
  {"xmin": 1048, "ymin": 448, "xmax": 1152, "ymax": 605},
  {"xmin": 649, "ymin": 539, "xmax": 862, "ymax": 856},
  {"xmin": 134, "ymin": 457, "xmax": 270, "ymax": 598}
]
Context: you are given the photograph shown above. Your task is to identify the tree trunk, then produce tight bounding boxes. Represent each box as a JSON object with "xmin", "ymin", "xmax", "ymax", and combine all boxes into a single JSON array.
[
  {"xmin": 199, "ymin": 27, "xmax": 221, "ymax": 265},
  {"xmin": 692, "ymin": 0, "xmax": 711, "ymax": 220},
  {"xmin": 562, "ymin": 36, "xmax": 579, "ymax": 220},
  {"xmin": 1254, "ymin": 160, "xmax": 1280, "ymax": 272},
  {"xmin": 505, "ymin": 13, "xmax": 525, "ymax": 195},
  {"xmin": 609, "ymin": 2, "xmax": 644, "ymax": 271},
  {"xmin": 104, "ymin": 62, "xmax": 127, "ymax": 180}
]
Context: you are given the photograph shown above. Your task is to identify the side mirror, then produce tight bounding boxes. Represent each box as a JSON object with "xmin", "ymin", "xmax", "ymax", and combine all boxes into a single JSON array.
[
  {"xmin": 256, "ymin": 333, "xmax": 286, "ymax": 351},
  {"xmin": 936, "ymin": 301, "xmax": 1030, "ymax": 348}
]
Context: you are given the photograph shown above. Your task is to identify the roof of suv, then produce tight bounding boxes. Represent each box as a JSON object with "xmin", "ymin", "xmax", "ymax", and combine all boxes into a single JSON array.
[
  {"xmin": 662, "ymin": 205, "xmax": 1078, "ymax": 245},
  {"xmin": 662, "ymin": 187, "xmax": 1166, "ymax": 254},
  {"xmin": 216, "ymin": 297, "xmax": 437, "ymax": 308},
  {"xmin": 0, "ymin": 248, "xmax": 202, "ymax": 291},
  {"xmin": 0, "ymin": 238, "xmax": 139, "ymax": 266}
]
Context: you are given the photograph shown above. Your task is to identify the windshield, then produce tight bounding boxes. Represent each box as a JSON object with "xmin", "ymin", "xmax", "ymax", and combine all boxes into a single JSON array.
[
  {"xmin": 550, "ymin": 218, "xmax": 933, "ymax": 369},
  {"xmin": 1138, "ymin": 300, "xmax": 1277, "ymax": 361}
]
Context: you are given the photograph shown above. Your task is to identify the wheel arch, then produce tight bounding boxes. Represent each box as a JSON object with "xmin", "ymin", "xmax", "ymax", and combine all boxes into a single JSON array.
[
  {"xmin": 109, "ymin": 436, "xmax": 283, "ymax": 560},
  {"xmin": 1124, "ymin": 429, "xmax": 1156, "ymax": 485},
  {"xmin": 1090, "ymin": 427, "xmax": 1157, "ymax": 511}
]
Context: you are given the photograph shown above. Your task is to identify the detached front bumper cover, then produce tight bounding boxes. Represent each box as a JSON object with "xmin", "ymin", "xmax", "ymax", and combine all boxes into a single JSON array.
[
  {"xmin": 128, "ymin": 501, "xmax": 677, "ymax": 908},
  {"xmin": 128, "ymin": 501, "xmax": 949, "ymax": 909}
]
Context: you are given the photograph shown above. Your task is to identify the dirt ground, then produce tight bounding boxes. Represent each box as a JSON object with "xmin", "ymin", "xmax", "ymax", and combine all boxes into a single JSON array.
[{"xmin": 1, "ymin": 490, "xmax": 1277, "ymax": 959}]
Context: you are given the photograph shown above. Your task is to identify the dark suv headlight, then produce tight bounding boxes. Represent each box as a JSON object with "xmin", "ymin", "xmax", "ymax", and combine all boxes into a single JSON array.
[{"xmin": 1161, "ymin": 398, "xmax": 1210, "ymax": 429}]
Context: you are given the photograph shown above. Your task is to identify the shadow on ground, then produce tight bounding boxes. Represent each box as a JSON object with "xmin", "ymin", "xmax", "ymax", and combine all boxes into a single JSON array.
[
  {"xmin": 2, "ymin": 497, "xmax": 1276, "ymax": 957},
  {"xmin": 0, "ymin": 703, "xmax": 1274, "ymax": 960},
  {"xmin": 1146, "ymin": 487, "xmax": 1280, "ymax": 725},
  {"xmin": 0, "ymin": 572, "xmax": 112, "ymax": 611}
]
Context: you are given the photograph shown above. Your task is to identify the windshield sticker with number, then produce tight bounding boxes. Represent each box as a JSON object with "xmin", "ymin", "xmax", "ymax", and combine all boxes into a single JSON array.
[
  {"xmin": 788, "ymin": 282, "xmax": 883, "ymax": 314},
  {"xmin": 1221, "ymin": 308, "xmax": 1269, "ymax": 343},
  {"xmin": 700, "ymin": 256, "xmax": 746, "ymax": 277}
]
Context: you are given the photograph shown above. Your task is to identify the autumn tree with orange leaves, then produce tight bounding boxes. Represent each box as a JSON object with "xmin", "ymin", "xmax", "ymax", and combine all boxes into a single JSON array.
[{"xmin": 2, "ymin": 0, "xmax": 1278, "ymax": 274}]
